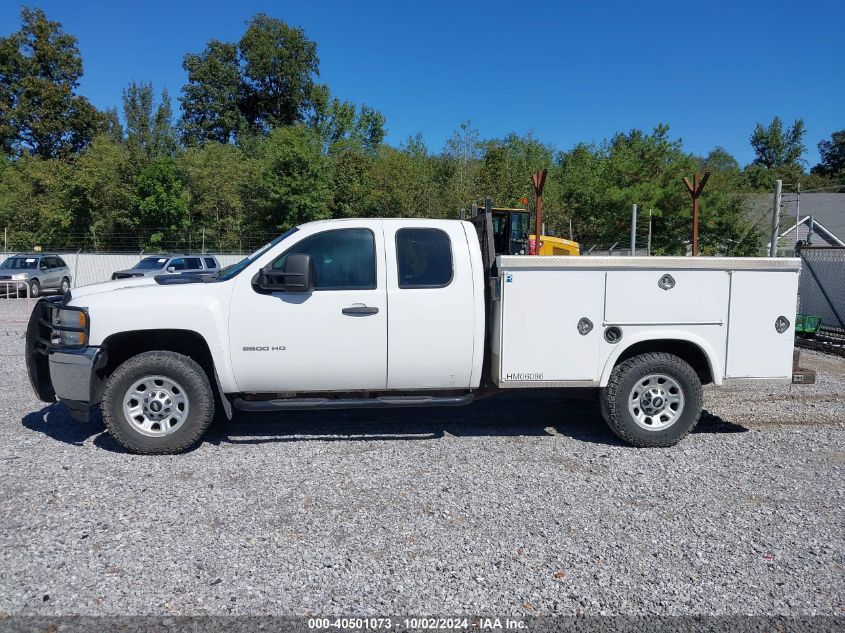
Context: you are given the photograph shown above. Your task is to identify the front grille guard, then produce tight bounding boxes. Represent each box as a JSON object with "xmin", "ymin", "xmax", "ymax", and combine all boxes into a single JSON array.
[{"xmin": 32, "ymin": 297, "xmax": 89, "ymax": 354}]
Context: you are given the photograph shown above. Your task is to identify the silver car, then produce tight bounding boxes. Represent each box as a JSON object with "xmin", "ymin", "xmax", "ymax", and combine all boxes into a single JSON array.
[
  {"xmin": 111, "ymin": 254, "xmax": 220, "ymax": 280},
  {"xmin": 0, "ymin": 253, "xmax": 72, "ymax": 297}
]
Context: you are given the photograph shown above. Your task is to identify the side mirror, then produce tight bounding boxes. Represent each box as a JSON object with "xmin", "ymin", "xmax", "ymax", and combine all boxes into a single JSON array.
[
  {"xmin": 166, "ymin": 266, "xmax": 175, "ymax": 273},
  {"xmin": 254, "ymin": 253, "xmax": 314, "ymax": 293}
]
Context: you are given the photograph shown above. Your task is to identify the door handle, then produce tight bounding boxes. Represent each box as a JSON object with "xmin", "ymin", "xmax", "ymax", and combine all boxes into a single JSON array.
[{"xmin": 342, "ymin": 305, "xmax": 379, "ymax": 316}]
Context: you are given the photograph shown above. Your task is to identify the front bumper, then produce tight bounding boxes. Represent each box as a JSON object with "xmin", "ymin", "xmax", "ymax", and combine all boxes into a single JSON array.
[{"xmin": 49, "ymin": 348, "xmax": 98, "ymax": 401}]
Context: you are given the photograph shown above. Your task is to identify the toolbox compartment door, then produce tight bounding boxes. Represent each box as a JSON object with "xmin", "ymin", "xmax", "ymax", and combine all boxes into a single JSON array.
[
  {"xmin": 604, "ymin": 270, "xmax": 730, "ymax": 325},
  {"xmin": 499, "ymin": 270, "xmax": 604, "ymax": 382},
  {"xmin": 726, "ymin": 270, "xmax": 799, "ymax": 379}
]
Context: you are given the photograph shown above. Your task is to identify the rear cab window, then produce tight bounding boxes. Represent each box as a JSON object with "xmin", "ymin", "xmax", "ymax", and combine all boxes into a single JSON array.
[
  {"xmin": 204, "ymin": 257, "xmax": 217, "ymax": 269},
  {"xmin": 395, "ymin": 228, "xmax": 453, "ymax": 288}
]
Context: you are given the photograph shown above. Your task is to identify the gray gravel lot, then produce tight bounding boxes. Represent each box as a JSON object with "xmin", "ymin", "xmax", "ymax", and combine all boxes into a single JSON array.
[{"xmin": 0, "ymin": 308, "xmax": 843, "ymax": 618}]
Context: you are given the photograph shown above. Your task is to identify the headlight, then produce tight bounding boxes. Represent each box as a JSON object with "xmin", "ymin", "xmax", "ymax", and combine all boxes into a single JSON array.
[
  {"xmin": 11, "ymin": 272, "xmax": 28, "ymax": 280},
  {"xmin": 51, "ymin": 308, "xmax": 89, "ymax": 348}
]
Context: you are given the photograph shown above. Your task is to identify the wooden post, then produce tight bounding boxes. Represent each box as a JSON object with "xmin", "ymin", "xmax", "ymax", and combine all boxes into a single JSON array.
[
  {"xmin": 683, "ymin": 172, "xmax": 710, "ymax": 256},
  {"xmin": 531, "ymin": 169, "xmax": 547, "ymax": 256}
]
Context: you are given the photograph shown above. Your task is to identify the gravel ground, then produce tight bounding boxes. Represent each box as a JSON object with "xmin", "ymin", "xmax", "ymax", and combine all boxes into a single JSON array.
[{"xmin": 0, "ymin": 308, "xmax": 843, "ymax": 618}]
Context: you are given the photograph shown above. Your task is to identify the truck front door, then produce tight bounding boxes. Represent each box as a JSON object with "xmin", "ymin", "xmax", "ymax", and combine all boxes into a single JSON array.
[{"xmin": 228, "ymin": 223, "xmax": 388, "ymax": 393}]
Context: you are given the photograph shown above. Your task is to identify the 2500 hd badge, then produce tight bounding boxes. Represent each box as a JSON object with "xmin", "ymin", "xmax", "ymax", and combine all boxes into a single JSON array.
[{"xmin": 242, "ymin": 346, "xmax": 286, "ymax": 351}]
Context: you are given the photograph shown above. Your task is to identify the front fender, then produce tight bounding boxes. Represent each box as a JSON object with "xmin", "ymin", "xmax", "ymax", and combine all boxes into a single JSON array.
[{"xmin": 78, "ymin": 282, "xmax": 237, "ymax": 392}]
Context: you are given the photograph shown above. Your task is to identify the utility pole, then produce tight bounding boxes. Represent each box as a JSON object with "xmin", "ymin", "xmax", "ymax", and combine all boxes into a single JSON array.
[
  {"xmin": 531, "ymin": 169, "xmax": 547, "ymax": 256},
  {"xmin": 795, "ymin": 183, "xmax": 800, "ymax": 252},
  {"xmin": 630, "ymin": 204, "xmax": 638, "ymax": 255},
  {"xmin": 683, "ymin": 172, "xmax": 710, "ymax": 256},
  {"xmin": 769, "ymin": 179, "xmax": 783, "ymax": 257}
]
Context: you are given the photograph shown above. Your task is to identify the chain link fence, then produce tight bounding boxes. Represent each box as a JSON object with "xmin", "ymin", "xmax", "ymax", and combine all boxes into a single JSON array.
[{"xmin": 798, "ymin": 245, "xmax": 845, "ymax": 334}]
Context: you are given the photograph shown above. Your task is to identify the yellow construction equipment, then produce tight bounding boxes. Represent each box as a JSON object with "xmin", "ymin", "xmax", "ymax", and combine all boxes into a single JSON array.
[
  {"xmin": 529, "ymin": 234, "xmax": 580, "ymax": 256},
  {"xmin": 486, "ymin": 206, "xmax": 580, "ymax": 256}
]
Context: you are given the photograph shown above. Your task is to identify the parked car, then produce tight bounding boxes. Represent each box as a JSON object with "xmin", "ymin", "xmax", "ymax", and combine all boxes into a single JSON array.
[
  {"xmin": 111, "ymin": 254, "xmax": 220, "ymax": 280},
  {"xmin": 26, "ymin": 217, "xmax": 809, "ymax": 455},
  {"xmin": 0, "ymin": 253, "xmax": 71, "ymax": 297}
]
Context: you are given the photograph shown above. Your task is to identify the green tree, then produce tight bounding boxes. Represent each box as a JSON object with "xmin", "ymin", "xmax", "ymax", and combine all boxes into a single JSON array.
[
  {"xmin": 249, "ymin": 125, "xmax": 331, "ymax": 230},
  {"xmin": 239, "ymin": 14, "xmax": 320, "ymax": 130},
  {"xmin": 66, "ymin": 134, "xmax": 137, "ymax": 249},
  {"xmin": 329, "ymin": 143, "xmax": 377, "ymax": 218},
  {"xmin": 180, "ymin": 40, "xmax": 243, "ymax": 145},
  {"xmin": 180, "ymin": 142, "xmax": 251, "ymax": 250},
  {"xmin": 0, "ymin": 153, "xmax": 72, "ymax": 248},
  {"xmin": 369, "ymin": 134, "xmax": 443, "ymax": 218},
  {"xmin": 442, "ymin": 120, "xmax": 481, "ymax": 212},
  {"xmin": 0, "ymin": 7, "xmax": 100, "ymax": 158},
  {"xmin": 123, "ymin": 81, "xmax": 177, "ymax": 160},
  {"xmin": 136, "ymin": 157, "xmax": 188, "ymax": 248},
  {"xmin": 812, "ymin": 130, "xmax": 845, "ymax": 179},
  {"xmin": 749, "ymin": 116, "xmax": 806, "ymax": 170},
  {"xmin": 310, "ymin": 88, "xmax": 386, "ymax": 153}
]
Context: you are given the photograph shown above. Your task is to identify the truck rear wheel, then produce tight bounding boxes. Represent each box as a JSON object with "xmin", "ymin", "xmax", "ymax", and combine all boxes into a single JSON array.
[
  {"xmin": 101, "ymin": 351, "xmax": 214, "ymax": 454},
  {"xmin": 601, "ymin": 352, "xmax": 702, "ymax": 447}
]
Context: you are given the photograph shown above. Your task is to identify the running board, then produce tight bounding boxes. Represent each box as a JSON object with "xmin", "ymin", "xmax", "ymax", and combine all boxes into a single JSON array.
[{"xmin": 232, "ymin": 394, "xmax": 475, "ymax": 412}]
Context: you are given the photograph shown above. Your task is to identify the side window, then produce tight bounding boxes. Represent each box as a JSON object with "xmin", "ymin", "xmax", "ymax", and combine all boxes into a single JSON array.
[
  {"xmin": 185, "ymin": 257, "xmax": 202, "ymax": 270},
  {"xmin": 396, "ymin": 228, "xmax": 453, "ymax": 288},
  {"xmin": 55, "ymin": 257, "xmax": 66, "ymax": 268},
  {"xmin": 39, "ymin": 258, "xmax": 48, "ymax": 270},
  {"xmin": 204, "ymin": 257, "xmax": 217, "ymax": 269},
  {"xmin": 272, "ymin": 228, "xmax": 376, "ymax": 290},
  {"xmin": 169, "ymin": 258, "xmax": 186, "ymax": 271}
]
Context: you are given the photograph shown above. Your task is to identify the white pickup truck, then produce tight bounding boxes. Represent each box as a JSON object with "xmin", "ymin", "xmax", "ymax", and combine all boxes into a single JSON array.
[{"xmin": 26, "ymin": 215, "xmax": 803, "ymax": 454}]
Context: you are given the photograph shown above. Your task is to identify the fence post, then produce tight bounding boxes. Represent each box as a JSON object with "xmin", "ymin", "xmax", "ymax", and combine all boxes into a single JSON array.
[
  {"xmin": 630, "ymin": 204, "xmax": 638, "ymax": 255},
  {"xmin": 72, "ymin": 249, "xmax": 81, "ymax": 288},
  {"xmin": 769, "ymin": 179, "xmax": 782, "ymax": 257}
]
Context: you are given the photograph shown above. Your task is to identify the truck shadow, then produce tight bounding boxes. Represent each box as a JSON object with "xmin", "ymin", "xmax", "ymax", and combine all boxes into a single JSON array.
[{"xmin": 22, "ymin": 393, "xmax": 747, "ymax": 453}]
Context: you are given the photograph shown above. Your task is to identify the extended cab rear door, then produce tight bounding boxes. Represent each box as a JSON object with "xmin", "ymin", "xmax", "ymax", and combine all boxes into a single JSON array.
[
  {"xmin": 382, "ymin": 220, "xmax": 478, "ymax": 389},
  {"xmin": 228, "ymin": 221, "xmax": 388, "ymax": 393}
]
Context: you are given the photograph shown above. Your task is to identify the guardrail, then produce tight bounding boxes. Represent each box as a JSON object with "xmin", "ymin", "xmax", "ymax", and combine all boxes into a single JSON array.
[{"xmin": 0, "ymin": 281, "xmax": 32, "ymax": 333}]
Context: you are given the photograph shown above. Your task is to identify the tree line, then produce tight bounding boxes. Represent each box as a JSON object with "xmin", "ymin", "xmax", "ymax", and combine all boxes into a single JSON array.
[{"xmin": 1, "ymin": 7, "xmax": 843, "ymax": 254}]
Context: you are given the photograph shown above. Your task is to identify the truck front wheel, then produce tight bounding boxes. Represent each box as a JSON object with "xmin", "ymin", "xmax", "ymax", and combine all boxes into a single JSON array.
[
  {"xmin": 601, "ymin": 352, "xmax": 703, "ymax": 447},
  {"xmin": 101, "ymin": 351, "xmax": 214, "ymax": 454}
]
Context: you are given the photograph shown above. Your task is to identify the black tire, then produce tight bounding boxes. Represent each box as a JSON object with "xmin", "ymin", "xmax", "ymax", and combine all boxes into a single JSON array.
[
  {"xmin": 59, "ymin": 277, "xmax": 70, "ymax": 294},
  {"xmin": 601, "ymin": 352, "xmax": 702, "ymax": 447},
  {"xmin": 101, "ymin": 351, "xmax": 214, "ymax": 454},
  {"xmin": 29, "ymin": 278, "xmax": 41, "ymax": 298}
]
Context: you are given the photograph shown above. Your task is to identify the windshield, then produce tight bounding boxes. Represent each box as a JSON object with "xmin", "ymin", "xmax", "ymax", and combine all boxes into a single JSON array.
[
  {"xmin": 0, "ymin": 257, "xmax": 38, "ymax": 270},
  {"xmin": 133, "ymin": 256, "xmax": 169, "ymax": 270},
  {"xmin": 213, "ymin": 228, "xmax": 299, "ymax": 281}
]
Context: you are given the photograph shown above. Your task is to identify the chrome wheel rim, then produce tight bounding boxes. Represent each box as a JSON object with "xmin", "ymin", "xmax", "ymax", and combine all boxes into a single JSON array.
[
  {"xmin": 628, "ymin": 373, "xmax": 684, "ymax": 431},
  {"xmin": 122, "ymin": 375, "xmax": 189, "ymax": 437}
]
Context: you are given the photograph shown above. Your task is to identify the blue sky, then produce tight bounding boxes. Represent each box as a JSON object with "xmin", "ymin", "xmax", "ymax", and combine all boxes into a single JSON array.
[{"xmin": 2, "ymin": 0, "xmax": 843, "ymax": 165}]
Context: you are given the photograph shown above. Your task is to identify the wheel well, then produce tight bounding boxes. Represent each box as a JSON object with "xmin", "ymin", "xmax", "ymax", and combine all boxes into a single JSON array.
[
  {"xmin": 92, "ymin": 329, "xmax": 216, "ymax": 402},
  {"xmin": 614, "ymin": 339, "xmax": 713, "ymax": 385}
]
